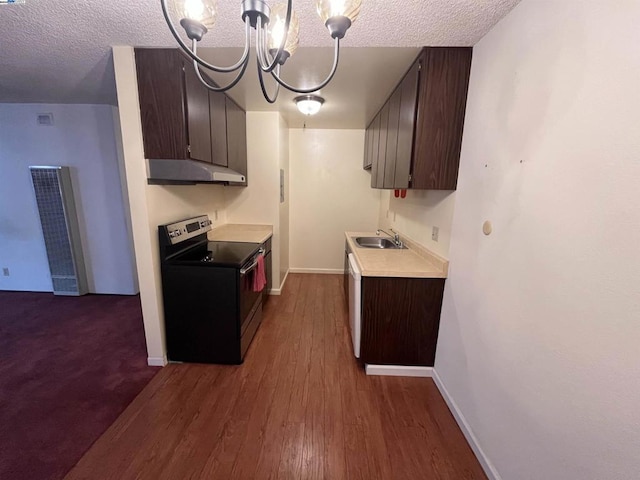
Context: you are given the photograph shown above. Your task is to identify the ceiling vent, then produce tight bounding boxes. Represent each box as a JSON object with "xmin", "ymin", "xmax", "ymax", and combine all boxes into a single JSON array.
[{"xmin": 37, "ymin": 113, "xmax": 54, "ymax": 126}]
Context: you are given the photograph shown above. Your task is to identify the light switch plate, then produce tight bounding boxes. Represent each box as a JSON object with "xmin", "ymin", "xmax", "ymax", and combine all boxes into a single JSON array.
[{"xmin": 432, "ymin": 226, "xmax": 439, "ymax": 242}]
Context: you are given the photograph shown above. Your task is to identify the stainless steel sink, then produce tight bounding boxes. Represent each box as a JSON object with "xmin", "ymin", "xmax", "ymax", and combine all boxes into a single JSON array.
[{"xmin": 353, "ymin": 236, "xmax": 406, "ymax": 249}]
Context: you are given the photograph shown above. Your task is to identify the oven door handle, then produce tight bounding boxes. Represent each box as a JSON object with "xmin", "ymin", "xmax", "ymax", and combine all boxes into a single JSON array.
[{"xmin": 240, "ymin": 248, "xmax": 265, "ymax": 275}]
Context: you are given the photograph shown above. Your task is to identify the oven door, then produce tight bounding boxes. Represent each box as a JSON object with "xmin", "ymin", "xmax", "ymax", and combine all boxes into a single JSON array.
[{"xmin": 239, "ymin": 249, "xmax": 265, "ymax": 330}]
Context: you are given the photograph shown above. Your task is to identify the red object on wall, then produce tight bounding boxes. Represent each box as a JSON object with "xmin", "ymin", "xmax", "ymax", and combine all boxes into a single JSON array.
[
  {"xmin": 394, "ymin": 189, "xmax": 400, "ymax": 198},
  {"xmin": 400, "ymin": 189, "xmax": 407, "ymax": 198}
]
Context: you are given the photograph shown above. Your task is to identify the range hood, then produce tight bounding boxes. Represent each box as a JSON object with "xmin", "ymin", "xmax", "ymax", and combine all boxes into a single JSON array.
[{"xmin": 146, "ymin": 159, "xmax": 245, "ymax": 185}]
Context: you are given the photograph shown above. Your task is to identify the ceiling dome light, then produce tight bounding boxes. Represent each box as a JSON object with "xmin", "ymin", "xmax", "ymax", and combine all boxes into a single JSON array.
[{"xmin": 295, "ymin": 95, "xmax": 324, "ymax": 116}]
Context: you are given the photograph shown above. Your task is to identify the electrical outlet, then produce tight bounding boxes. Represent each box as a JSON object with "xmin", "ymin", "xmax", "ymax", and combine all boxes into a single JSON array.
[
  {"xmin": 214, "ymin": 210, "xmax": 218, "ymax": 221},
  {"xmin": 386, "ymin": 210, "xmax": 389, "ymax": 219},
  {"xmin": 2, "ymin": 267, "xmax": 9, "ymax": 277},
  {"xmin": 432, "ymin": 226, "xmax": 439, "ymax": 242}
]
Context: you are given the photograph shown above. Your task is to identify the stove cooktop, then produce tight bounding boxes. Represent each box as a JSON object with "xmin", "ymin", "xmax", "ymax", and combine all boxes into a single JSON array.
[{"xmin": 173, "ymin": 241, "xmax": 260, "ymax": 268}]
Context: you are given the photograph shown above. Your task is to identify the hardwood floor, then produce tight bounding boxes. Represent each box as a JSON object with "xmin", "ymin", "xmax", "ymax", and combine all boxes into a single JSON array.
[{"xmin": 65, "ymin": 274, "xmax": 486, "ymax": 480}]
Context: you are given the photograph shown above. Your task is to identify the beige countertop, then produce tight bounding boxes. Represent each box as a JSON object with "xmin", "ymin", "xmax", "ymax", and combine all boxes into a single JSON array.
[
  {"xmin": 345, "ymin": 231, "xmax": 449, "ymax": 279},
  {"xmin": 208, "ymin": 224, "xmax": 273, "ymax": 244}
]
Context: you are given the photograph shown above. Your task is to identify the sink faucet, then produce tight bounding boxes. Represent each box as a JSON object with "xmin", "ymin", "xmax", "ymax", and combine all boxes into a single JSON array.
[{"xmin": 376, "ymin": 228, "xmax": 403, "ymax": 247}]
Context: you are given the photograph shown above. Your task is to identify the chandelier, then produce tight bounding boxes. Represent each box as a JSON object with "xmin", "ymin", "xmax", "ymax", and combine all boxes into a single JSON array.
[{"xmin": 161, "ymin": 0, "xmax": 363, "ymax": 104}]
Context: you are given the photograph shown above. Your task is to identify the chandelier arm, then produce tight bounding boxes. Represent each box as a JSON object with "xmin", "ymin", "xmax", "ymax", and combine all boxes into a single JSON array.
[
  {"xmin": 255, "ymin": 1, "xmax": 292, "ymax": 73},
  {"xmin": 255, "ymin": 16, "xmax": 267, "ymax": 69},
  {"xmin": 257, "ymin": 61, "xmax": 281, "ymax": 104},
  {"xmin": 255, "ymin": 16, "xmax": 272, "ymax": 72},
  {"xmin": 191, "ymin": 40, "xmax": 251, "ymax": 93},
  {"xmin": 269, "ymin": 38, "xmax": 341, "ymax": 94},
  {"xmin": 255, "ymin": 17, "xmax": 275, "ymax": 72},
  {"xmin": 161, "ymin": 0, "xmax": 251, "ymax": 73}
]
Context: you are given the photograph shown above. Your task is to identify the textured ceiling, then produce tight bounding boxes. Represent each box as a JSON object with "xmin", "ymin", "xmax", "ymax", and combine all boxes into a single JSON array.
[{"xmin": 0, "ymin": 0, "xmax": 520, "ymax": 107}]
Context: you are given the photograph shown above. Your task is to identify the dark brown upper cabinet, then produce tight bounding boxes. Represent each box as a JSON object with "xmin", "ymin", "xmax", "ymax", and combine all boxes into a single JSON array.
[
  {"xmin": 225, "ymin": 96, "xmax": 248, "ymax": 186},
  {"xmin": 135, "ymin": 48, "xmax": 211, "ymax": 162},
  {"xmin": 209, "ymin": 91, "xmax": 228, "ymax": 167},
  {"xmin": 369, "ymin": 113, "xmax": 381, "ymax": 187},
  {"xmin": 135, "ymin": 48, "xmax": 248, "ymax": 184},
  {"xmin": 373, "ymin": 101, "xmax": 389, "ymax": 189},
  {"xmin": 383, "ymin": 85, "xmax": 402, "ymax": 189},
  {"xmin": 183, "ymin": 59, "xmax": 213, "ymax": 163},
  {"xmin": 135, "ymin": 48, "xmax": 190, "ymax": 160},
  {"xmin": 363, "ymin": 126, "xmax": 371, "ymax": 170},
  {"xmin": 363, "ymin": 47, "xmax": 472, "ymax": 190}
]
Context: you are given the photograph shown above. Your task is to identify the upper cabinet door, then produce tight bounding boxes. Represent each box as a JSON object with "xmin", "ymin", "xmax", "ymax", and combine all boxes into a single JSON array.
[
  {"xmin": 411, "ymin": 48, "xmax": 472, "ymax": 190},
  {"xmin": 363, "ymin": 125, "xmax": 371, "ymax": 170},
  {"xmin": 375, "ymin": 102, "xmax": 389, "ymax": 188},
  {"xmin": 226, "ymin": 97, "xmax": 248, "ymax": 185},
  {"xmin": 209, "ymin": 91, "xmax": 228, "ymax": 167},
  {"xmin": 394, "ymin": 60, "xmax": 420, "ymax": 189},
  {"xmin": 383, "ymin": 86, "xmax": 402, "ymax": 189},
  {"xmin": 363, "ymin": 47, "xmax": 472, "ymax": 191},
  {"xmin": 135, "ymin": 49, "xmax": 188, "ymax": 159},
  {"xmin": 183, "ymin": 61, "xmax": 213, "ymax": 163},
  {"xmin": 369, "ymin": 113, "xmax": 381, "ymax": 188}
]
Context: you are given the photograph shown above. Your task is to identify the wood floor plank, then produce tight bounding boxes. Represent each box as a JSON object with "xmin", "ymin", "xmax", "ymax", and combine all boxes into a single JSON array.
[
  {"xmin": 323, "ymin": 275, "xmax": 347, "ymax": 480},
  {"xmin": 65, "ymin": 273, "xmax": 487, "ymax": 480},
  {"xmin": 343, "ymin": 424, "xmax": 371, "ymax": 480}
]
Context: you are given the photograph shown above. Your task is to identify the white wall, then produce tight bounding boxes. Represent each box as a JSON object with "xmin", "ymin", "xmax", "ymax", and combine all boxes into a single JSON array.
[
  {"xmin": 436, "ymin": 1, "xmax": 640, "ymax": 479},
  {"xmin": 0, "ymin": 103, "xmax": 137, "ymax": 294},
  {"xmin": 290, "ymin": 129, "xmax": 381, "ymax": 272},
  {"xmin": 113, "ymin": 47, "xmax": 227, "ymax": 364},
  {"xmin": 378, "ymin": 189, "xmax": 456, "ymax": 258},
  {"xmin": 224, "ymin": 111, "xmax": 285, "ymax": 290},
  {"xmin": 278, "ymin": 115, "xmax": 290, "ymax": 284}
]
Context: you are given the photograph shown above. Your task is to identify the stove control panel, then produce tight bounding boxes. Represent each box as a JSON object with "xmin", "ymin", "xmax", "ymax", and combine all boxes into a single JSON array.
[{"xmin": 161, "ymin": 215, "xmax": 212, "ymax": 245}]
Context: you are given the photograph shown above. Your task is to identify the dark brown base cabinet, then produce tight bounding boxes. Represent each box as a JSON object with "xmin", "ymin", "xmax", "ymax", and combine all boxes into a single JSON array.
[
  {"xmin": 364, "ymin": 47, "xmax": 472, "ymax": 191},
  {"xmin": 360, "ymin": 276, "xmax": 445, "ymax": 367},
  {"xmin": 262, "ymin": 237, "xmax": 272, "ymax": 305}
]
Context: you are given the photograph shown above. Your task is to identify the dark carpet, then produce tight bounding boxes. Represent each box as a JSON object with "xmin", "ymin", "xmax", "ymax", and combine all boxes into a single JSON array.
[{"xmin": 0, "ymin": 291, "xmax": 160, "ymax": 480}]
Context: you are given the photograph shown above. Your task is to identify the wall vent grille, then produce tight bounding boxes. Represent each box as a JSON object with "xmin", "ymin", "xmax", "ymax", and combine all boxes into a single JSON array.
[
  {"xmin": 30, "ymin": 166, "xmax": 88, "ymax": 296},
  {"xmin": 37, "ymin": 113, "xmax": 54, "ymax": 126}
]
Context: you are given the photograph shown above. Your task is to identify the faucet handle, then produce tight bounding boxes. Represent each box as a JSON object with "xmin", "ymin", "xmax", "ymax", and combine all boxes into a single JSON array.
[{"xmin": 389, "ymin": 228, "xmax": 402, "ymax": 246}]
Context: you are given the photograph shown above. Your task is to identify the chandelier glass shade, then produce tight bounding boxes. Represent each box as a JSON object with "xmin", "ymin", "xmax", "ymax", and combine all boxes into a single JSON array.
[{"xmin": 161, "ymin": 0, "xmax": 363, "ymax": 104}]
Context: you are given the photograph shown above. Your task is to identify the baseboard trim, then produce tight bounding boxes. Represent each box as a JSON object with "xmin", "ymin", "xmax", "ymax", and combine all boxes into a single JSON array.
[
  {"xmin": 432, "ymin": 369, "xmax": 502, "ymax": 480},
  {"xmin": 147, "ymin": 356, "xmax": 167, "ymax": 367},
  {"xmin": 270, "ymin": 269, "xmax": 290, "ymax": 296},
  {"xmin": 365, "ymin": 364, "xmax": 433, "ymax": 377},
  {"xmin": 289, "ymin": 268, "xmax": 344, "ymax": 275}
]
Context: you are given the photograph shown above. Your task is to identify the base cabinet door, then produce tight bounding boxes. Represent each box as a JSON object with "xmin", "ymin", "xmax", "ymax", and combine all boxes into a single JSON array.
[
  {"xmin": 261, "ymin": 237, "xmax": 272, "ymax": 304},
  {"xmin": 360, "ymin": 276, "xmax": 445, "ymax": 366}
]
